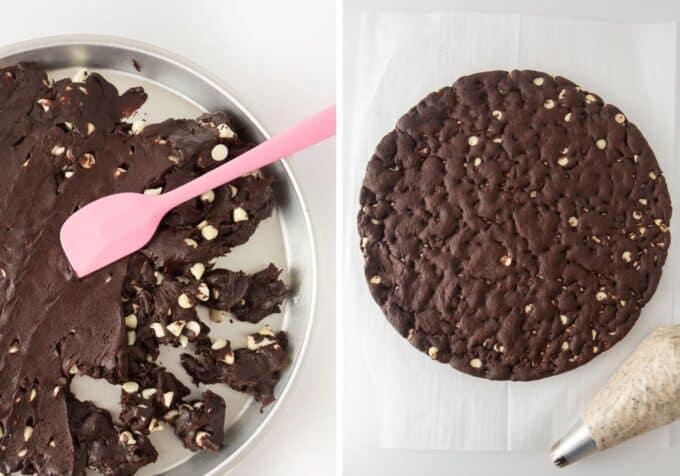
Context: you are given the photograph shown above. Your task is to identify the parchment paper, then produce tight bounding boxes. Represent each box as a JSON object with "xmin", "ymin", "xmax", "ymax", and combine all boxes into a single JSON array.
[{"xmin": 343, "ymin": 10, "xmax": 679, "ymax": 451}]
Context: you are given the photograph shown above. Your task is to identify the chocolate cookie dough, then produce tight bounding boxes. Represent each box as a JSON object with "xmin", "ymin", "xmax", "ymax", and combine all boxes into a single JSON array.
[
  {"xmin": 358, "ymin": 70, "xmax": 671, "ymax": 381},
  {"xmin": 0, "ymin": 63, "xmax": 289, "ymax": 475}
]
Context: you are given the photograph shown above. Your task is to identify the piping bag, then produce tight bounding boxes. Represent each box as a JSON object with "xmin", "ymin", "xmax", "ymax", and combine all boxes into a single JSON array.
[{"xmin": 551, "ymin": 325, "xmax": 680, "ymax": 467}]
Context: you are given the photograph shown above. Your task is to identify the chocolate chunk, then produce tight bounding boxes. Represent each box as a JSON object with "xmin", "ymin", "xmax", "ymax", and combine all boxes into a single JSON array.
[
  {"xmin": 181, "ymin": 330, "xmax": 289, "ymax": 408},
  {"xmin": 68, "ymin": 395, "xmax": 158, "ymax": 476},
  {"xmin": 204, "ymin": 268, "xmax": 250, "ymax": 310},
  {"xmin": 358, "ymin": 70, "xmax": 672, "ymax": 381},
  {"xmin": 233, "ymin": 264, "xmax": 288, "ymax": 323},
  {"xmin": 172, "ymin": 391, "xmax": 226, "ymax": 452}
]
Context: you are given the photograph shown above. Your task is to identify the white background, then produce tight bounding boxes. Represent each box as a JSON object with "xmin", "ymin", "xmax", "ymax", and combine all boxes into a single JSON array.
[
  {"xmin": 344, "ymin": 1, "xmax": 680, "ymax": 475},
  {"xmin": 0, "ymin": 1, "xmax": 336, "ymax": 476}
]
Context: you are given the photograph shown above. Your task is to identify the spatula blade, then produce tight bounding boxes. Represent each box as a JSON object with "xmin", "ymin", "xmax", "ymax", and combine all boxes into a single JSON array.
[{"xmin": 60, "ymin": 193, "xmax": 163, "ymax": 278}]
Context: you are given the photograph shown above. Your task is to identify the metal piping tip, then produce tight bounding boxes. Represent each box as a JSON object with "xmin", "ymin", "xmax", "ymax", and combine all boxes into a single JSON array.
[{"xmin": 550, "ymin": 420, "xmax": 598, "ymax": 468}]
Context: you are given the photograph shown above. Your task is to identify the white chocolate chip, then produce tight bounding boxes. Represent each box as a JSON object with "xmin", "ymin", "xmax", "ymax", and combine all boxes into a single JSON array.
[
  {"xmin": 143, "ymin": 187, "xmax": 163, "ymax": 196},
  {"xmin": 17, "ymin": 448, "xmax": 27, "ymax": 458},
  {"xmin": 596, "ymin": 291, "xmax": 607, "ymax": 302},
  {"xmin": 190, "ymin": 263, "xmax": 205, "ymax": 280},
  {"xmin": 179, "ymin": 335, "xmax": 189, "ymax": 348},
  {"xmin": 51, "ymin": 145, "xmax": 65, "ymax": 156},
  {"xmin": 622, "ymin": 251, "xmax": 632, "ymax": 262},
  {"xmin": 469, "ymin": 358, "xmax": 482, "ymax": 369},
  {"xmin": 585, "ymin": 94, "xmax": 597, "ymax": 104},
  {"xmin": 558, "ymin": 89, "xmax": 566, "ymax": 100},
  {"xmin": 638, "ymin": 198, "xmax": 648, "ymax": 206},
  {"xmin": 533, "ymin": 77, "xmax": 544, "ymax": 86},
  {"xmin": 141, "ymin": 388, "xmax": 157, "ymax": 399},
  {"xmin": 596, "ymin": 139, "xmax": 607, "ymax": 150},
  {"xmin": 177, "ymin": 293, "xmax": 193, "ymax": 309},
  {"xmin": 164, "ymin": 410, "xmax": 179, "ymax": 421},
  {"xmin": 131, "ymin": 119, "xmax": 147, "ymax": 135},
  {"xmin": 649, "ymin": 171, "xmax": 657, "ymax": 180},
  {"xmin": 211, "ymin": 338, "xmax": 228, "ymax": 350},
  {"xmin": 69, "ymin": 365, "xmax": 79, "ymax": 375},
  {"xmin": 86, "ymin": 122, "xmax": 96, "ymax": 135},
  {"xmin": 217, "ymin": 123, "xmax": 235, "ymax": 139},
  {"xmin": 524, "ymin": 304, "xmax": 534, "ymax": 313},
  {"xmin": 23, "ymin": 426, "xmax": 33, "ymax": 442},
  {"xmin": 568, "ymin": 216, "xmax": 578, "ymax": 227},
  {"xmin": 557, "ymin": 156, "xmax": 569, "ymax": 167},
  {"xmin": 560, "ymin": 314, "xmax": 568, "ymax": 325},
  {"xmin": 125, "ymin": 314, "xmax": 138, "ymax": 329},
  {"xmin": 196, "ymin": 283, "xmax": 210, "ymax": 302},
  {"xmin": 369, "ymin": 275, "xmax": 381, "ymax": 284},
  {"xmin": 246, "ymin": 335, "xmax": 276, "ymax": 351},
  {"xmin": 37, "ymin": 98, "xmax": 52, "ymax": 112},
  {"xmin": 467, "ymin": 136, "xmax": 479, "ymax": 146},
  {"xmin": 119, "ymin": 431, "xmax": 136, "ymax": 445},
  {"xmin": 233, "ymin": 207, "xmax": 249, "ymax": 222},
  {"xmin": 201, "ymin": 225, "xmax": 219, "ymax": 240},
  {"xmin": 163, "ymin": 391, "xmax": 174, "ymax": 408},
  {"xmin": 211, "ymin": 144, "xmax": 229, "ymax": 161},
  {"xmin": 29, "ymin": 389, "xmax": 37, "ymax": 402},
  {"xmin": 122, "ymin": 382, "xmax": 139, "ymax": 394},
  {"xmin": 195, "ymin": 431, "xmax": 210, "ymax": 448},
  {"xmin": 184, "ymin": 238, "xmax": 198, "ymax": 248},
  {"xmin": 500, "ymin": 255, "xmax": 512, "ymax": 267},
  {"xmin": 185, "ymin": 320, "xmax": 201, "ymax": 336},
  {"xmin": 473, "ymin": 157, "xmax": 482, "ymax": 167},
  {"xmin": 210, "ymin": 309, "xmax": 228, "ymax": 323},
  {"xmin": 564, "ymin": 112, "xmax": 572, "ymax": 122},
  {"xmin": 543, "ymin": 99, "xmax": 555, "ymax": 109},
  {"xmin": 127, "ymin": 331, "xmax": 136, "ymax": 346},
  {"xmin": 491, "ymin": 110, "xmax": 503, "ymax": 120},
  {"xmin": 114, "ymin": 167, "xmax": 127, "ymax": 177},
  {"xmin": 166, "ymin": 320, "xmax": 186, "ymax": 337},
  {"xmin": 592, "ymin": 329, "xmax": 598, "ymax": 340},
  {"xmin": 221, "ymin": 351, "xmax": 235, "ymax": 365},
  {"xmin": 561, "ymin": 341, "xmax": 569, "ymax": 351},
  {"xmin": 64, "ymin": 170, "xmax": 74, "ymax": 179},
  {"xmin": 428, "ymin": 346, "xmax": 439, "ymax": 359},
  {"xmin": 615, "ymin": 113, "xmax": 626, "ymax": 124},
  {"xmin": 148, "ymin": 418, "xmax": 164, "ymax": 433},
  {"xmin": 200, "ymin": 190, "xmax": 215, "ymax": 203},
  {"xmin": 229, "ymin": 185, "xmax": 238, "ymax": 197},
  {"xmin": 71, "ymin": 68, "xmax": 89, "ymax": 83},
  {"xmin": 8, "ymin": 341, "xmax": 19, "ymax": 354},
  {"xmin": 632, "ymin": 210, "xmax": 642, "ymax": 220},
  {"xmin": 150, "ymin": 323, "xmax": 165, "ymax": 338}
]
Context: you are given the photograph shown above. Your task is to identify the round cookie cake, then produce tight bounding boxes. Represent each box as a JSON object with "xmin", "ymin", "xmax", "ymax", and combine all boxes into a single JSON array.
[{"xmin": 358, "ymin": 70, "xmax": 672, "ymax": 381}]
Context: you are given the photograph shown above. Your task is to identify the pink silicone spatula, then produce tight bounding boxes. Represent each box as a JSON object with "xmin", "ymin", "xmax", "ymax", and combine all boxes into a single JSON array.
[{"xmin": 60, "ymin": 105, "xmax": 336, "ymax": 277}]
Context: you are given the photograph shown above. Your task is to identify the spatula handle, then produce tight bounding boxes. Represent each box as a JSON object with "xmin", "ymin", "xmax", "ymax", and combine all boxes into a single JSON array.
[{"xmin": 161, "ymin": 105, "xmax": 336, "ymax": 209}]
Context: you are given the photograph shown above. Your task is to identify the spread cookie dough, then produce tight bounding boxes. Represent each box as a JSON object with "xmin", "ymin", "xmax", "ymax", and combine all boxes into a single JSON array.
[{"xmin": 0, "ymin": 63, "xmax": 289, "ymax": 475}]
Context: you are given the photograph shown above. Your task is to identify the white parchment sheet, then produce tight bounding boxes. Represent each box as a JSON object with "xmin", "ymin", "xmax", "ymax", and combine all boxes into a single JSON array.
[{"xmin": 343, "ymin": 11, "xmax": 679, "ymax": 451}]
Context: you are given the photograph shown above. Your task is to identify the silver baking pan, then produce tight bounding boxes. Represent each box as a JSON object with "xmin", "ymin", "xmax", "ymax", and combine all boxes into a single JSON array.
[{"xmin": 0, "ymin": 35, "xmax": 317, "ymax": 476}]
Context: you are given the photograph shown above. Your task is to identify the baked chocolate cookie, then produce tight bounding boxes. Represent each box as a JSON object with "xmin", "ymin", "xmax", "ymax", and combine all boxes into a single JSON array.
[{"xmin": 358, "ymin": 70, "xmax": 671, "ymax": 381}]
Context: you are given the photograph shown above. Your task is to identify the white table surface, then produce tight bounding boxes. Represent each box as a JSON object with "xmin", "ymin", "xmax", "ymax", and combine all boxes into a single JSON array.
[
  {"xmin": 343, "ymin": 1, "xmax": 680, "ymax": 475},
  {"xmin": 0, "ymin": 1, "xmax": 336, "ymax": 475}
]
